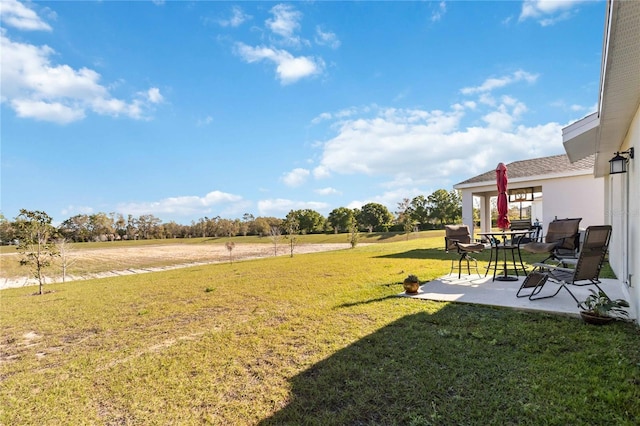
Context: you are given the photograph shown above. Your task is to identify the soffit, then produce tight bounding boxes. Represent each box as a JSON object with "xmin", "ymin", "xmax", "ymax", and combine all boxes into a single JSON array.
[{"xmin": 594, "ymin": 0, "xmax": 640, "ymax": 177}]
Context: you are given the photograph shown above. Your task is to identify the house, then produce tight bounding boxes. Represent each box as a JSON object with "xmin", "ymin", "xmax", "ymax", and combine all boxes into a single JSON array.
[
  {"xmin": 454, "ymin": 0, "xmax": 639, "ymax": 324},
  {"xmin": 454, "ymin": 154, "xmax": 605, "ymax": 238},
  {"xmin": 562, "ymin": 0, "xmax": 640, "ymax": 324}
]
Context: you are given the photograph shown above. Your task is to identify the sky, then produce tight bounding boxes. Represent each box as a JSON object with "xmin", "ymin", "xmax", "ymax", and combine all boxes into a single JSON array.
[{"xmin": 1, "ymin": 0, "xmax": 606, "ymax": 225}]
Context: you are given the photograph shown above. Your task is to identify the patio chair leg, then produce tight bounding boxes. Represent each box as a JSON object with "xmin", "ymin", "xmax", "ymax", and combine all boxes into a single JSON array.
[
  {"xmin": 485, "ymin": 244, "xmax": 495, "ymax": 277},
  {"xmin": 516, "ymin": 247, "xmax": 527, "ymax": 276},
  {"xmin": 461, "ymin": 253, "xmax": 482, "ymax": 278},
  {"xmin": 528, "ymin": 281, "xmax": 564, "ymax": 301},
  {"xmin": 564, "ymin": 281, "xmax": 609, "ymax": 310}
]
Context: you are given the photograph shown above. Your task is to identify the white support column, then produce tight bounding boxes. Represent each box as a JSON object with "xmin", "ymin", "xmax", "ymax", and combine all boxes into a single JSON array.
[
  {"xmin": 462, "ymin": 190, "xmax": 474, "ymax": 235},
  {"xmin": 481, "ymin": 195, "xmax": 492, "ymax": 232}
]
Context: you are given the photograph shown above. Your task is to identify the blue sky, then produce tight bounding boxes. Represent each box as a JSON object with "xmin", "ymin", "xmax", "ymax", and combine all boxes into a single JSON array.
[{"xmin": 1, "ymin": 0, "xmax": 605, "ymax": 224}]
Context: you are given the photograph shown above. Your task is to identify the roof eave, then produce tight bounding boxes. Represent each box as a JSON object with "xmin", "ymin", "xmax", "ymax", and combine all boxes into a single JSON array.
[
  {"xmin": 562, "ymin": 112, "xmax": 600, "ymax": 164},
  {"xmin": 454, "ymin": 169, "xmax": 595, "ymax": 190}
]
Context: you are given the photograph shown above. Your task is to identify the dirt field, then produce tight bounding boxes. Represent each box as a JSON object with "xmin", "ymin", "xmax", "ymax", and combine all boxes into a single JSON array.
[{"xmin": 0, "ymin": 243, "xmax": 354, "ymax": 290}]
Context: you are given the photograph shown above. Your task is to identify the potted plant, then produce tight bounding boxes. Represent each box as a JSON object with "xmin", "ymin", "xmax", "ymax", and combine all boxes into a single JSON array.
[
  {"xmin": 579, "ymin": 289, "xmax": 630, "ymax": 325},
  {"xmin": 403, "ymin": 274, "xmax": 420, "ymax": 294}
]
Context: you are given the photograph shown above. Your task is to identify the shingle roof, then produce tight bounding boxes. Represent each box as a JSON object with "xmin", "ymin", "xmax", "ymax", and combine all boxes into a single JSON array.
[{"xmin": 456, "ymin": 154, "xmax": 595, "ymax": 185}]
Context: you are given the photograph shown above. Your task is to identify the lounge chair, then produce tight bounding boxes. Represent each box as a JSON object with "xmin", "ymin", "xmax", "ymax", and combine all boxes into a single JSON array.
[
  {"xmin": 521, "ymin": 217, "xmax": 581, "ymax": 264},
  {"xmin": 444, "ymin": 225, "xmax": 485, "ymax": 278},
  {"xmin": 516, "ymin": 225, "xmax": 612, "ymax": 308}
]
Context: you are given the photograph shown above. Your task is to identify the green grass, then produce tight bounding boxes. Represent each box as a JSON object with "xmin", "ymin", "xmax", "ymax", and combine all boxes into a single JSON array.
[{"xmin": 1, "ymin": 235, "xmax": 638, "ymax": 425}]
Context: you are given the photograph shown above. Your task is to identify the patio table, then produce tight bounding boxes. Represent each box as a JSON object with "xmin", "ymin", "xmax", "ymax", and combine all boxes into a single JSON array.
[{"xmin": 479, "ymin": 230, "xmax": 530, "ymax": 281}]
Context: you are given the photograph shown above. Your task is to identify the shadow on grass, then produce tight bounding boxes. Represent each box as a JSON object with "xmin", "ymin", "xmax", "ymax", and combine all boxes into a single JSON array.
[
  {"xmin": 376, "ymin": 248, "xmax": 531, "ymax": 268},
  {"xmin": 334, "ymin": 294, "xmax": 400, "ymax": 309},
  {"xmin": 259, "ymin": 304, "xmax": 640, "ymax": 425},
  {"xmin": 375, "ymin": 248, "xmax": 449, "ymax": 260}
]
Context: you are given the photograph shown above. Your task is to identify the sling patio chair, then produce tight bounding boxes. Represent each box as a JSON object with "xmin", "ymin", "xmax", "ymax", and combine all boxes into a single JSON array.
[
  {"xmin": 509, "ymin": 219, "xmax": 535, "ymax": 243},
  {"xmin": 444, "ymin": 225, "xmax": 485, "ymax": 279},
  {"xmin": 521, "ymin": 217, "xmax": 582, "ymax": 265},
  {"xmin": 516, "ymin": 225, "xmax": 612, "ymax": 309}
]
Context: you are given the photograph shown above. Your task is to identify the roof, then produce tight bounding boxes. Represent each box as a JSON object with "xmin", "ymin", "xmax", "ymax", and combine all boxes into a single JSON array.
[
  {"xmin": 563, "ymin": 0, "xmax": 640, "ymax": 176},
  {"xmin": 455, "ymin": 154, "xmax": 595, "ymax": 186}
]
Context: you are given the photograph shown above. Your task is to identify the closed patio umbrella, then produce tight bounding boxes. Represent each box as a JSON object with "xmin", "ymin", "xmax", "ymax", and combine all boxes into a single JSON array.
[{"xmin": 496, "ymin": 162, "xmax": 510, "ymax": 231}]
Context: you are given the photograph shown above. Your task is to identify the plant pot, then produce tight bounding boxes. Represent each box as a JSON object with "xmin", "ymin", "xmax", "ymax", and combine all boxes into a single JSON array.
[
  {"xmin": 403, "ymin": 280, "xmax": 420, "ymax": 294},
  {"xmin": 580, "ymin": 311, "xmax": 614, "ymax": 325}
]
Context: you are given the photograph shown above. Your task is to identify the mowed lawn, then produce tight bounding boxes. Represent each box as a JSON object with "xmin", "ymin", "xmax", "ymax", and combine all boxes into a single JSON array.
[{"xmin": 1, "ymin": 234, "xmax": 639, "ymax": 425}]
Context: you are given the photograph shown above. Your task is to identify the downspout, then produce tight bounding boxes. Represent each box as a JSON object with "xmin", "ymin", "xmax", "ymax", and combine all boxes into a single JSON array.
[{"xmin": 625, "ymin": 161, "xmax": 632, "ymax": 289}]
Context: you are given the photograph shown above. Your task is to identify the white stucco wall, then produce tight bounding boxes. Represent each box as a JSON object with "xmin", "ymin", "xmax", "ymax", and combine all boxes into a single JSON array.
[
  {"xmin": 608, "ymin": 104, "xmax": 640, "ymax": 320},
  {"xmin": 536, "ymin": 174, "xmax": 605, "ymax": 235}
]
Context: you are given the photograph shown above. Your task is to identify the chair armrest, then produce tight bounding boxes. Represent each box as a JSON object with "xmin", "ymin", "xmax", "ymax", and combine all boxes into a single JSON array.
[
  {"xmin": 533, "ymin": 263, "xmax": 574, "ymax": 273},
  {"xmin": 444, "ymin": 236, "xmax": 460, "ymax": 252},
  {"xmin": 558, "ymin": 257, "xmax": 578, "ymax": 266}
]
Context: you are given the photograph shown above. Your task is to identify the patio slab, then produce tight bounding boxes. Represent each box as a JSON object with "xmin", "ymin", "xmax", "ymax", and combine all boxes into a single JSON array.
[{"xmin": 400, "ymin": 274, "xmax": 636, "ymax": 320}]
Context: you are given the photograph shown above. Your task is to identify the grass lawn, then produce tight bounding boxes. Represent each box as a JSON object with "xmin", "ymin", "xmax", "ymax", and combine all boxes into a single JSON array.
[{"xmin": 1, "ymin": 234, "xmax": 638, "ymax": 425}]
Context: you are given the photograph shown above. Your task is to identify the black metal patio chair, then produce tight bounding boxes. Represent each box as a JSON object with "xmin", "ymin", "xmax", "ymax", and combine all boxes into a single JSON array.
[{"xmin": 444, "ymin": 225, "xmax": 485, "ymax": 279}]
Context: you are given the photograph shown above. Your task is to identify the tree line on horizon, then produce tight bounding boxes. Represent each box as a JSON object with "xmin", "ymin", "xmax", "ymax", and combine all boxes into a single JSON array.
[{"xmin": 0, "ymin": 189, "xmax": 464, "ymax": 244}]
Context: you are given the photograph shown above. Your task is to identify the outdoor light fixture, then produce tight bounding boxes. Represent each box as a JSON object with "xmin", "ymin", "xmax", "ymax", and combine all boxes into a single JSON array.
[{"xmin": 609, "ymin": 147, "xmax": 634, "ymax": 175}]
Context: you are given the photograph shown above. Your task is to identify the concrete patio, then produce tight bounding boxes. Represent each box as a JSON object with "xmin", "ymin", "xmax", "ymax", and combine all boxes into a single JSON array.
[{"xmin": 401, "ymin": 274, "xmax": 637, "ymax": 321}]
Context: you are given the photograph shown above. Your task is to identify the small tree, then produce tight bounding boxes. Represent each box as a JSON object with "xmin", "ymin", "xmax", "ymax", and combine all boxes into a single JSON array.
[
  {"xmin": 283, "ymin": 219, "xmax": 299, "ymax": 257},
  {"xmin": 348, "ymin": 218, "xmax": 360, "ymax": 248},
  {"xmin": 396, "ymin": 198, "xmax": 415, "ymax": 240},
  {"xmin": 269, "ymin": 225, "xmax": 282, "ymax": 256},
  {"xmin": 56, "ymin": 238, "xmax": 77, "ymax": 283},
  {"xmin": 15, "ymin": 209, "xmax": 59, "ymax": 294},
  {"xmin": 225, "ymin": 241, "xmax": 236, "ymax": 264}
]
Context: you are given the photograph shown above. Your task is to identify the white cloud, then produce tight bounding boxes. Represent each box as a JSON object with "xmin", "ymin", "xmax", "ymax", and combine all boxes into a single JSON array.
[
  {"xmin": 117, "ymin": 191, "xmax": 244, "ymax": 218},
  {"xmin": 257, "ymin": 198, "xmax": 329, "ymax": 216},
  {"xmin": 315, "ymin": 26, "xmax": 340, "ymax": 49},
  {"xmin": 234, "ymin": 42, "xmax": 324, "ymax": 84},
  {"xmin": 315, "ymin": 187, "xmax": 341, "ymax": 196},
  {"xmin": 311, "ymin": 107, "xmax": 361, "ymax": 125},
  {"xmin": 282, "ymin": 168, "xmax": 310, "ymax": 187},
  {"xmin": 145, "ymin": 87, "xmax": 163, "ymax": 103},
  {"xmin": 197, "ymin": 115, "xmax": 213, "ymax": 126},
  {"xmin": 219, "ymin": 6, "xmax": 250, "ymax": 28},
  {"xmin": 519, "ymin": 0, "xmax": 588, "ymax": 26},
  {"xmin": 266, "ymin": 4, "xmax": 302, "ymax": 44},
  {"xmin": 460, "ymin": 70, "xmax": 538, "ymax": 95},
  {"xmin": 550, "ymin": 100, "xmax": 598, "ymax": 115},
  {"xmin": 10, "ymin": 98, "xmax": 85, "ymax": 123},
  {"xmin": 311, "ymin": 112, "xmax": 333, "ymax": 125},
  {"xmin": 311, "ymin": 99, "xmax": 564, "ymax": 191},
  {"xmin": 431, "ymin": 1, "xmax": 447, "ymax": 23},
  {"xmin": 1, "ymin": 25, "xmax": 164, "ymax": 124},
  {"xmin": 312, "ymin": 165, "xmax": 331, "ymax": 179},
  {"xmin": 61, "ymin": 205, "xmax": 94, "ymax": 216},
  {"xmin": 0, "ymin": 0, "xmax": 51, "ymax": 31},
  {"xmin": 229, "ymin": 3, "xmax": 334, "ymax": 84},
  {"xmin": 315, "ymin": 106, "xmax": 465, "ymax": 175},
  {"xmin": 482, "ymin": 96, "xmax": 528, "ymax": 131}
]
